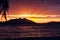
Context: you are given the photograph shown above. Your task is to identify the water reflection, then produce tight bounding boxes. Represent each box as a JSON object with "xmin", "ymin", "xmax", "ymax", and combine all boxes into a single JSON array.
[{"xmin": 0, "ymin": 26, "xmax": 60, "ymax": 38}]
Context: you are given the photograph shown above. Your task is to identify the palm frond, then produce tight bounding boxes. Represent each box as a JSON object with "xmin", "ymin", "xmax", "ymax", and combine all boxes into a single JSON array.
[{"xmin": 0, "ymin": 0, "xmax": 2, "ymax": 6}]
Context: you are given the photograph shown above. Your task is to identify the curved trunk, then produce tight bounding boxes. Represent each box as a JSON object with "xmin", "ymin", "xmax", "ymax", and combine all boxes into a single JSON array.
[
  {"xmin": 0, "ymin": 0, "xmax": 9, "ymax": 21},
  {"xmin": 3, "ymin": 10, "xmax": 7, "ymax": 20}
]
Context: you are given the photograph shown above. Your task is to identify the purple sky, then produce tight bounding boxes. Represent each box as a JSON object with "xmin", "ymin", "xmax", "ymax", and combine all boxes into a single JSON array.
[{"xmin": 9, "ymin": 0, "xmax": 60, "ymax": 15}]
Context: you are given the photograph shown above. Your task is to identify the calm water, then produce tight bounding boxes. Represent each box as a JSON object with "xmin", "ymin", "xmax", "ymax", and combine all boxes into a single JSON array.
[{"xmin": 0, "ymin": 26, "xmax": 60, "ymax": 38}]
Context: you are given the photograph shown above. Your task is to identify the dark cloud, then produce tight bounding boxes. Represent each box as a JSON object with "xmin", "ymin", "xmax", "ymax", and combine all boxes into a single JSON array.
[
  {"xmin": 45, "ymin": 0, "xmax": 60, "ymax": 5},
  {"xmin": 10, "ymin": 0, "xmax": 60, "ymax": 5}
]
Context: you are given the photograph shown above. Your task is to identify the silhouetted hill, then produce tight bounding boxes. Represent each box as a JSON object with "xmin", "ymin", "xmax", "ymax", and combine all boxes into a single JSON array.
[
  {"xmin": 45, "ymin": 21, "xmax": 60, "ymax": 27},
  {"xmin": 0, "ymin": 18, "xmax": 60, "ymax": 27},
  {"xmin": 37, "ymin": 21, "xmax": 60, "ymax": 28},
  {"xmin": 0, "ymin": 18, "xmax": 37, "ymax": 26}
]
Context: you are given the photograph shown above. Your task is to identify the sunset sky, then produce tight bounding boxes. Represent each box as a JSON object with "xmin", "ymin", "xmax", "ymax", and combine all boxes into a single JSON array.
[{"xmin": 1, "ymin": 0, "xmax": 60, "ymax": 23}]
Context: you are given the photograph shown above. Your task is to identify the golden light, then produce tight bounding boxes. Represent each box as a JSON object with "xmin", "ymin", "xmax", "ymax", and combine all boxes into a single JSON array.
[
  {"xmin": 0, "ymin": 14, "xmax": 60, "ymax": 23},
  {"xmin": 27, "ymin": 17, "xmax": 60, "ymax": 23},
  {"xmin": 19, "ymin": 14, "xmax": 48, "ymax": 18},
  {"xmin": 20, "ymin": 15, "xmax": 31, "ymax": 17}
]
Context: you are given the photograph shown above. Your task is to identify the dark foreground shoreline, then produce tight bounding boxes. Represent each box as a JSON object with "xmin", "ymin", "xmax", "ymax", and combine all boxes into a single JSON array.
[
  {"xmin": 1, "ymin": 37, "xmax": 60, "ymax": 40},
  {"xmin": 0, "ymin": 18, "xmax": 60, "ymax": 27},
  {"xmin": 0, "ymin": 18, "xmax": 60, "ymax": 38},
  {"xmin": 0, "ymin": 26, "xmax": 60, "ymax": 38}
]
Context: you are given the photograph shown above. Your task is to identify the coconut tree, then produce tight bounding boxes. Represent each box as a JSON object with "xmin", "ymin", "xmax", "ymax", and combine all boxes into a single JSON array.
[
  {"xmin": 0, "ymin": 0, "xmax": 44, "ymax": 20},
  {"xmin": 0, "ymin": 0, "xmax": 9, "ymax": 20}
]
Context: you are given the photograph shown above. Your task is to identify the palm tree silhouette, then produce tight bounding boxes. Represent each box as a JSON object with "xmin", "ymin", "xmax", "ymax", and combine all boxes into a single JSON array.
[
  {"xmin": 0, "ymin": 0, "xmax": 44, "ymax": 21},
  {"xmin": 0, "ymin": 0, "xmax": 9, "ymax": 20}
]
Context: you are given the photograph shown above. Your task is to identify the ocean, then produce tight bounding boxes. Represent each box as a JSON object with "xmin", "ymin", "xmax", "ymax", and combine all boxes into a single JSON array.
[{"xmin": 0, "ymin": 26, "xmax": 60, "ymax": 38}]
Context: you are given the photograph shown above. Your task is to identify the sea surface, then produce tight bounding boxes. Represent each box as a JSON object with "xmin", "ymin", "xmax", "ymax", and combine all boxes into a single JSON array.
[{"xmin": 0, "ymin": 26, "xmax": 60, "ymax": 38}]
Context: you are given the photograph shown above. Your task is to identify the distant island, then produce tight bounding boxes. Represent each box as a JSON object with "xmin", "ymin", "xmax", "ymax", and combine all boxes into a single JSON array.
[
  {"xmin": 0, "ymin": 18, "xmax": 36, "ymax": 26},
  {"xmin": 0, "ymin": 18, "xmax": 60, "ymax": 27}
]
